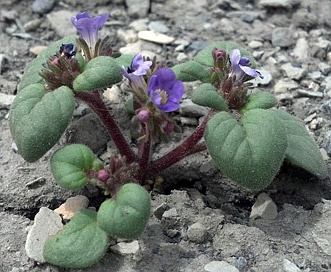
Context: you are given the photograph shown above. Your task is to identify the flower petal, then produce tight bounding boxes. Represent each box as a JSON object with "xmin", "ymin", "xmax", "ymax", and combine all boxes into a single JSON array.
[
  {"xmin": 239, "ymin": 65, "xmax": 262, "ymax": 78},
  {"xmin": 230, "ymin": 49, "xmax": 241, "ymax": 65}
]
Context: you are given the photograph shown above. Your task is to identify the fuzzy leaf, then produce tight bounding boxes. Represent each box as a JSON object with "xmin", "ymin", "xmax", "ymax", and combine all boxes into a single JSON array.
[
  {"xmin": 114, "ymin": 54, "xmax": 134, "ymax": 68},
  {"xmin": 194, "ymin": 41, "xmax": 256, "ymax": 68},
  {"xmin": 20, "ymin": 35, "xmax": 78, "ymax": 91},
  {"xmin": 73, "ymin": 56, "xmax": 122, "ymax": 91},
  {"xmin": 172, "ymin": 61, "xmax": 211, "ymax": 82},
  {"xmin": 43, "ymin": 209, "xmax": 109, "ymax": 269},
  {"xmin": 271, "ymin": 109, "xmax": 328, "ymax": 179},
  {"xmin": 9, "ymin": 84, "xmax": 74, "ymax": 162},
  {"xmin": 204, "ymin": 109, "xmax": 287, "ymax": 189},
  {"xmin": 97, "ymin": 183, "xmax": 151, "ymax": 239},
  {"xmin": 50, "ymin": 144, "xmax": 96, "ymax": 190},
  {"xmin": 241, "ymin": 91, "xmax": 278, "ymax": 113},
  {"xmin": 192, "ymin": 83, "xmax": 228, "ymax": 111}
]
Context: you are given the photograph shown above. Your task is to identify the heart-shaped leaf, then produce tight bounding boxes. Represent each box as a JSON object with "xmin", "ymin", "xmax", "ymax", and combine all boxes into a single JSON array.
[
  {"xmin": 192, "ymin": 83, "xmax": 228, "ymax": 111},
  {"xmin": 172, "ymin": 60, "xmax": 211, "ymax": 82},
  {"xmin": 97, "ymin": 183, "xmax": 151, "ymax": 239},
  {"xmin": 194, "ymin": 41, "xmax": 256, "ymax": 68},
  {"xmin": 114, "ymin": 53, "xmax": 134, "ymax": 68},
  {"xmin": 271, "ymin": 109, "xmax": 328, "ymax": 179},
  {"xmin": 73, "ymin": 56, "xmax": 123, "ymax": 91},
  {"xmin": 43, "ymin": 209, "xmax": 109, "ymax": 269},
  {"xmin": 50, "ymin": 144, "xmax": 96, "ymax": 190},
  {"xmin": 204, "ymin": 109, "xmax": 287, "ymax": 189},
  {"xmin": 9, "ymin": 84, "xmax": 74, "ymax": 162},
  {"xmin": 241, "ymin": 91, "xmax": 278, "ymax": 113},
  {"xmin": 20, "ymin": 35, "xmax": 78, "ymax": 91}
]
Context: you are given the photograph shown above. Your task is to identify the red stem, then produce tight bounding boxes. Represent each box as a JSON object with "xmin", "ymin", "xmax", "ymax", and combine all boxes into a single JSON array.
[
  {"xmin": 74, "ymin": 90, "xmax": 136, "ymax": 164},
  {"xmin": 146, "ymin": 110, "xmax": 215, "ymax": 176}
]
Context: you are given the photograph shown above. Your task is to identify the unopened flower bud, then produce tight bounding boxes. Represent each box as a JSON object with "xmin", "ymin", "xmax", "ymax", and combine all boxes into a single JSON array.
[
  {"xmin": 163, "ymin": 121, "xmax": 174, "ymax": 134},
  {"xmin": 98, "ymin": 169, "xmax": 110, "ymax": 182},
  {"xmin": 212, "ymin": 49, "xmax": 226, "ymax": 62},
  {"xmin": 137, "ymin": 109, "xmax": 151, "ymax": 123}
]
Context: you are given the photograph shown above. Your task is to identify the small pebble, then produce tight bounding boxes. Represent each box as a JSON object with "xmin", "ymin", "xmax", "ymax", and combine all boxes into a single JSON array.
[
  {"xmin": 32, "ymin": 0, "xmax": 55, "ymax": 14},
  {"xmin": 250, "ymin": 193, "xmax": 278, "ymax": 220},
  {"xmin": 187, "ymin": 222, "xmax": 207, "ymax": 243},
  {"xmin": 0, "ymin": 93, "xmax": 15, "ymax": 109},
  {"xmin": 162, "ymin": 207, "xmax": 178, "ymax": 219},
  {"xmin": 204, "ymin": 261, "xmax": 239, "ymax": 272},
  {"xmin": 110, "ymin": 240, "xmax": 140, "ymax": 255},
  {"xmin": 103, "ymin": 85, "xmax": 121, "ymax": 104},
  {"xmin": 283, "ymin": 259, "xmax": 300, "ymax": 272},
  {"xmin": 29, "ymin": 46, "xmax": 47, "ymax": 55},
  {"xmin": 138, "ymin": 30, "xmax": 175, "ymax": 44},
  {"xmin": 54, "ymin": 195, "xmax": 89, "ymax": 220}
]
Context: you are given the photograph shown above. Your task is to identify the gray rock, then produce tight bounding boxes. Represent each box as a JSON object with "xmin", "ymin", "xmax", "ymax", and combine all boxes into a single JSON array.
[
  {"xmin": 271, "ymin": 28, "xmax": 295, "ymax": 48},
  {"xmin": 180, "ymin": 99, "xmax": 209, "ymax": 117},
  {"xmin": 259, "ymin": 0, "xmax": 300, "ymax": 9},
  {"xmin": 250, "ymin": 193, "xmax": 278, "ymax": 220},
  {"xmin": 318, "ymin": 62, "xmax": 331, "ymax": 75},
  {"xmin": 253, "ymin": 69, "xmax": 273, "ymax": 86},
  {"xmin": 126, "ymin": 0, "xmax": 150, "ymax": 18},
  {"xmin": 47, "ymin": 10, "xmax": 77, "ymax": 37},
  {"xmin": 312, "ymin": 200, "xmax": 331, "ymax": 256},
  {"xmin": 187, "ymin": 222, "xmax": 207, "ymax": 243},
  {"xmin": 291, "ymin": 37, "xmax": 310, "ymax": 62},
  {"xmin": 248, "ymin": 40, "xmax": 263, "ymax": 49},
  {"xmin": 0, "ymin": 54, "xmax": 9, "ymax": 74},
  {"xmin": 273, "ymin": 79, "xmax": 299, "ymax": 93},
  {"xmin": 153, "ymin": 203, "xmax": 170, "ymax": 220},
  {"xmin": 66, "ymin": 113, "xmax": 110, "ymax": 154},
  {"xmin": 148, "ymin": 21, "xmax": 169, "ymax": 33},
  {"xmin": 311, "ymin": 38, "xmax": 331, "ymax": 60},
  {"xmin": 0, "ymin": 93, "xmax": 15, "ymax": 109},
  {"xmin": 321, "ymin": 76, "xmax": 331, "ymax": 93},
  {"xmin": 281, "ymin": 63, "xmax": 307, "ymax": 80},
  {"xmin": 25, "ymin": 207, "xmax": 63, "ymax": 263},
  {"xmin": 226, "ymin": 11, "xmax": 261, "ymax": 23},
  {"xmin": 32, "ymin": 0, "xmax": 54, "ymax": 14},
  {"xmin": 295, "ymin": 89, "xmax": 324, "ymax": 98},
  {"xmin": 204, "ymin": 261, "xmax": 239, "ymax": 272}
]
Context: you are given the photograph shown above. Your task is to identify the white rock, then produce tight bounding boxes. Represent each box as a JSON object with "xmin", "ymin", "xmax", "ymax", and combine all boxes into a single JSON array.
[
  {"xmin": 204, "ymin": 261, "xmax": 239, "ymax": 272},
  {"xmin": 180, "ymin": 99, "xmax": 209, "ymax": 117},
  {"xmin": 283, "ymin": 259, "xmax": 300, "ymax": 272},
  {"xmin": 250, "ymin": 193, "xmax": 278, "ymax": 220},
  {"xmin": 103, "ymin": 85, "xmax": 122, "ymax": 104},
  {"xmin": 162, "ymin": 207, "xmax": 178, "ymax": 218},
  {"xmin": 259, "ymin": 0, "xmax": 300, "ymax": 9},
  {"xmin": 125, "ymin": 0, "xmax": 150, "ymax": 17},
  {"xmin": 0, "ymin": 93, "xmax": 15, "ymax": 109},
  {"xmin": 138, "ymin": 30, "xmax": 175, "ymax": 44},
  {"xmin": 25, "ymin": 207, "xmax": 63, "ymax": 263},
  {"xmin": 111, "ymin": 240, "xmax": 140, "ymax": 255},
  {"xmin": 252, "ymin": 69, "xmax": 272, "ymax": 86},
  {"xmin": 117, "ymin": 29, "xmax": 138, "ymax": 44},
  {"xmin": 248, "ymin": 40, "xmax": 263, "ymax": 49}
]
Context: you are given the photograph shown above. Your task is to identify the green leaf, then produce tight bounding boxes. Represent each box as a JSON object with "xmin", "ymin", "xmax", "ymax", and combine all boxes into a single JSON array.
[
  {"xmin": 271, "ymin": 109, "xmax": 328, "ymax": 179},
  {"xmin": 43, "ymin": 209, "xmax": 109, "ymax": 269},
  {"xmin": 50, "ymin": 144, "xmax": 96, "ymax": 190},
  {"xmin": 204, "ymin": 109, "xmax": 287, "ymax": 189},
  {"xmin": 20, "ymin": 35, "xmax": 78, "ymax": 91},
  {"xmin": 73, "ymin": 56, "xmax": 123, "ymax": 91},
  {"xmin": 172, "ymin": 61, "xmax": 211, "ymax": 82},
  {"xmin": 97, "ymin": 183, "xmax": 151, "ymax": 239},
  {"xmin": 114, "ymin": 53, "xmax": 134, "ymax": 68},
  {"xmin": 241, "ymin": 91, "xmax": 278, "ymax": 113},
  {"xmin": 194, "ymin": 41, "xmax": 256, "ymax": 68},
  {"xmin": 191, "ymin": 83, "xmax": 228, "ymax": 111},
  {"xmin": 9, "ymin": 84, "xmax": 74, "ymax": 162}
]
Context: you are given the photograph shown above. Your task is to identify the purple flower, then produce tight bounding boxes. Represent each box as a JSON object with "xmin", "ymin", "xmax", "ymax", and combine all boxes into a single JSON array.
[
  {"xmin": 121, "ymin": 53, "xmax": 152, "ymax": 80},
  {"xmin": 148, "ymin": 68, "xmax": 184, "ymax": 112},
  {"xmin": 121, "ymin": 53, "xmax": 152, "ymax": 91},
  {"xmin": 229, "ymin": 49, "xmax": 262, "ymax": 81},
  {"xmin": 71, "ymin": 12, "xmax": 109, "ymax": 51}
]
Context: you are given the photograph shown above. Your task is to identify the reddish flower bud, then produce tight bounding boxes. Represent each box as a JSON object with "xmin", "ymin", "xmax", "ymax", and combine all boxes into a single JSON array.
[
  {"xmin": 137, "ymin": 109, "xmax": 151, "ymax": 123},
  {"xmin": 98, "ymin": 169, "xmax": 110, "ymax": 182}
]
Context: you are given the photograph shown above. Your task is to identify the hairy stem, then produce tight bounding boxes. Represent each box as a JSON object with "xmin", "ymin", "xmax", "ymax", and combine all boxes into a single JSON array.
[
  {"xmin": 137, "ymin": 124, "xmax": 152, "ymax": 183},
  {"xmin": 74, "ymin": 90, "xmax": 136, "ymax": 164},
  {"xmin": 146, "ymin": 110, "xmax": 215, "ymax": 177}
]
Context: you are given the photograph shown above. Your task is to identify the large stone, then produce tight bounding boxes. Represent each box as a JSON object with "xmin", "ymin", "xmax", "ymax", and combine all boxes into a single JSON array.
[
  {"xmin": 47, "ymin": 10, "xmax": 77, "ymax": 37},
  {"xmin": 272, "ymin": 28, "xmax": 295, "ymax": 48},
  {"xmin": 25, "ymin": 207, "xmax": 63, "ymax": 263}
]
